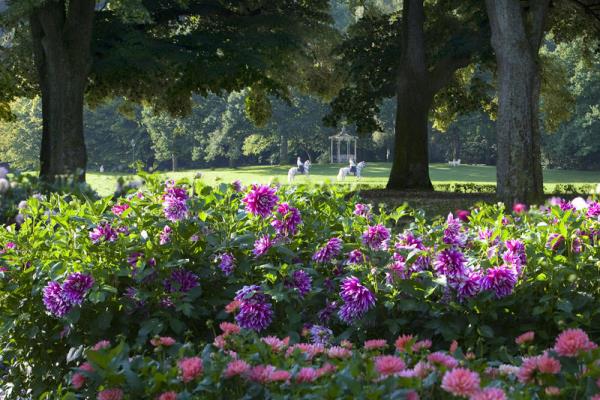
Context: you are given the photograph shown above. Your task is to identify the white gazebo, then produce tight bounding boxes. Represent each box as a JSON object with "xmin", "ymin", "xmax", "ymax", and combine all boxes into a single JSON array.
[{"xmin": 329, "ymin": 127, "xmax": 357, "ymax": 163}]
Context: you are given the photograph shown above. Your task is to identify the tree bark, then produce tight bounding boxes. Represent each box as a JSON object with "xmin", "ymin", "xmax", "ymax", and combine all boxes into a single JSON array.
[
  {"xmin": 30, "ymin": 0, "xmax": 95, "ymax": 183},
  {"xmin": 279, "ymin": 133, "xmax": 288, "ymax": 165},
  {"xmin": 485, "ymin": 0, "xmax": 548, "ymax": 205},
  {"xmin": 386, "ymin": 0, "xmax": 470, "ymax": 190},
  {"xmin": 387, "ymin": 0, "xmax": 432, "ymax": 190}
]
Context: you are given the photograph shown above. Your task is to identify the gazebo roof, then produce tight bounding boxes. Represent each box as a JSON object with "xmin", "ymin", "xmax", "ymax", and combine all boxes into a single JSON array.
[{"xmin": 329, "ymin": 127, "xmax": 357, "ymax": 140}]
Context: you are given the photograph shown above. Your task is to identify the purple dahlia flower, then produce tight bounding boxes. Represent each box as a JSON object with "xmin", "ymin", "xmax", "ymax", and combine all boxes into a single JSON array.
[
  {"xmin": 89, "ymin": 222, "xmax": 117, "ymax": 244},
  {"xmin": 286, "ymin": 270, "xmax": 312, "ymax": 297},
  {"xmin": 395, "ymin": 231, "xmax": 426, "ymax": 251},
  {"xmin": 481, "ymin": 265, "xmax": 517, "ymax": 298},
  {"xmin": 452, "ymin": 271, "xmax": 482, "ymax": 301},
  {"xmin": 443, "ymin": 213, "xmax": 467, "ymax": 247},
  {"xmin": 163, "ymin": 269, "xmax": 199, "ymax": 293},
  {"xmin": 353, "ymin": 203, "xmax": 372, "ymax": 219},
  {"xmin": 587, "ymin": 202, "xmax": 600, "ymax": 218},
  {"xmin": 271, "ymin": 203, "xmax": 302, "ymax": 236},
  {"xmin": 161, "ymin": 180, "xmax": 188, "ymax": 222},
  {"xmin": 62, "ymin": 273, "xmax": 94, "ymax": 305},
  {"xmin": 42, "ymin": 281, "xmax": 71, "ymax": 317},
  {"xmin": 242, "ymin": 184, "xmax": 279, "ymax": 218},
  {"xmin": 234, "ymin": 285, "xmax": 273, "ymax": 331},
  {"xmin": 159, "ymin": 225, "xmax": 172, "ymax": 245},
  {"xmin": 313, "ymin": 237, "xmax": 343, "ymax": 263},
  {"xmin": 219, "ymin": 252, "xmax": 235, "ymax": 276},
  {"xmin": 362, "ymin": 224, "xmax": 390, "ymax": 251},
  {"xmin": 434, "ymin": 248, "xmax": 467, "ymax": 278},
  {"xmin": 310, "ymin": 325, "xmax": 333, "ymax": 345},
  {"xmin": 346, "ymin": 249, "xmax": 365, "ymax": 265},
  {"xmin": 253, "ymin": 235, "xmax": 273, "ymax": 257},
  {"xmin": 338, "ymin": 276, "xmax": 376, "ymax": 324}
]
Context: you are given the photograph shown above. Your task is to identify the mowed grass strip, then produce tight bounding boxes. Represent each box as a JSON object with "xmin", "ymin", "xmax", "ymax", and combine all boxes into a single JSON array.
[{"xmin": 87, "ymin": 163, "xmax": 600, "ymax": 196}]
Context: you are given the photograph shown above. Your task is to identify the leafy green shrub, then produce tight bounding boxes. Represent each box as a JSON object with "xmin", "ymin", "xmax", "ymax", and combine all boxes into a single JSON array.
[
  {"xmin": 0, "ymin": 177, "xmax": 598, "ymax": 396},
  {"xmin": 0, "ymin": 169, "xmax": 98, "ymax": 224}
]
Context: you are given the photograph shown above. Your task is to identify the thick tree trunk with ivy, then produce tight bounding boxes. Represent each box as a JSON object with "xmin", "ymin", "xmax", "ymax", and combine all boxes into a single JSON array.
[
  {"xmin": 30, "ymin": 0, "xmax": 95, "ymax": 183},
  {"xmin": 486, "ymin": 0, "xmax": 548, "ymax": 205},
  {"xmin": 387, "ymin": 0, "xmax": 470, "ymax": 191}
]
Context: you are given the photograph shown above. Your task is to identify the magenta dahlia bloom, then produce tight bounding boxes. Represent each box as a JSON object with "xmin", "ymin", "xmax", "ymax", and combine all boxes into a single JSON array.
[
  {"xmin": 503, "ymin": 239, "xmax": 527, "ymax": 267},
  {"xmin": 234, "ymin": 285, "xmax": 273, "ymax": 331},
  {"xmin": 253, "ymin": 235, "xmax": 272, "ymax": 257},
  {"xmin": 62, "ymin": 273, "xmax": 94, "ymax": 305},
  {"xmin": 163, "ymin": 269, "xmax": 199, "ymax": 293},
  {"xmin": 219, "ymin": 252, "xmax": 235, "ymax": 276},
  {"xmin": 161, "ymin": 180, "xmax": 188, "ymax": 222},
  {"xmin": 443, "ymin": 213, "xmax": 467, "ymax": 247},
  {"xmin": 242, "ymin": 184, "xmax": 279, "ymax": 218},
  {"xmin": 362, "ymin": 224, "xmax": 390, "ymax": 250},
  {"xmin": 545, "ymin": 233, "xmax": 565, "ymax": 251},
  {"xmin": 452, "ymin": 271, "xmax": 482, "ymax": 301},
  {"xmin": 111, "ymin": 203, "xmax": 130, "ymax": 216},
  {"xmin": 456, "ymin": 209, "xmax": 470, "ymax": 222},
  {"xmin": 159, "ymin": 225, "xmax": 172, "ymax": 245},
  {"xmin": 587, "ymin": 201, "xmax": 600, "ymax": 218},
  {"xmin": 42, "ymin": 281, "xmax": 71, "ymax": 317},
  {"xmin": 89, "ymin": 222, "xmax": 117, "ymax": 244},
  {"xmin": 481, "ymin": 265, "xmax": 517, "ymax": 298},
  {"xmin": 434, "ymin": 248, "xmax": 467, "ymax": 278},
  {"xmin": 313, "ymin": 237, "xmax": 343, "ymax": 263},
  {"xmin": 395, "ymin": 231, "xmax": 426, "ymax": 250},
  {"xmin": 346, "ymin": 249, "xmax": 365, "ymax": 265},
  {"xmin": 286, "ymin": 270, "xmax": 312, "ymax": 297},
  {"xmin": 338, "ymin": 276, "xmax": 376, "ymax": 324},
  {"xmin": 387, "ymin": 254, "xmax": 409, "ymax": 282},
  {"xmin": 353, "ymin": 203, "xmax": 372, "ymax": 219},
  {"xmin": 271, "ymin": 203, "xmax": 302, "ymax": 236},
  {"xmin": 477, "ymin": 228, "xmax": 498, "ymax": 244},
  {"xmin": 559, "ymin": 200, "xmax": 575, "ymax": 211}
]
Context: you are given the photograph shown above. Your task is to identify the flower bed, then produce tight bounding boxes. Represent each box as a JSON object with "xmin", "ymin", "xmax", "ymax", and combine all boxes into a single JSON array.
[
  {"xmin": 64, "ymin": 325, "xmax": 600, "ymax": 399},
  {"xmin": 0, "ymin": 175, "xmax": 598, "ymax": 396}
]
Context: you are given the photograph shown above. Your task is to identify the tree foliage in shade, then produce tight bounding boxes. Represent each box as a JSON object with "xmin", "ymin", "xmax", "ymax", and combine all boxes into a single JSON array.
[{"xmin": 0, "ymin": 0, "xmax": 337, "ymax": 181}]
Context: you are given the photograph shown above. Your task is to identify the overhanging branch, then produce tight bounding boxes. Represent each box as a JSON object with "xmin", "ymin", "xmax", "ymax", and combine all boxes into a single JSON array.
[{"xmin": 428, "ymin": 55, "xmax": 471, "ymax": 95}]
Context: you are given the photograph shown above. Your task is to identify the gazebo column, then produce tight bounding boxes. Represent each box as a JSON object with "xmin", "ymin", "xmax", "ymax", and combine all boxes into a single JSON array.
[
  {"xmin": 346, "ymin": 140, "xmax": 350, "ymax": 161},
  {"xmin": 330, "ymin": 138, "xmax": 333, "ymax": 163},
  {"xmin": 337, "ymin": 140, "xmax": 340, "ymax": 163},
  {"xmin": 354, "ymin": 139, "xmax": 357, "ymax": 161}
]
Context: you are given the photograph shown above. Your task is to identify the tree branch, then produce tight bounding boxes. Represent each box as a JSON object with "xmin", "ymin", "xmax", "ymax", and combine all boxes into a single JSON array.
[
  {"xmin": 527, "ymin": 0, "xmax": 550, "ymax": 53},
  {"xmin": 428, "ymin": 55, "xmax": 471, "ymax": 95}
]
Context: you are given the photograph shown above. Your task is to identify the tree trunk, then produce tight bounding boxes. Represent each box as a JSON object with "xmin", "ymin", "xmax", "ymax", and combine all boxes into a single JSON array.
[
  {"xmin": 485, "ymin": 0, "xmax": 548, "ymax": 205},
  {"xmin": 30, "ymin": 0, "xmax": 95, "ymax": 183},
  {"xmin": 171, "ymin": 153, "xmax": 177, "ymax": 172},
  {"xmin": 279, "ymin": 133, "xmax": 288, "ymax": 165},
  {"xmin": 387, "ymin": 0, "xmax": 433, "ymax": 190},
  {"xmin": 387, "ymin": 82, "xmax": 433, "ymax": 190}
]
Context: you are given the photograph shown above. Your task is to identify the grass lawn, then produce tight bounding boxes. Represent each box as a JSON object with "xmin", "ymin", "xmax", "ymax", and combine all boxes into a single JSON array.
[{"xmin": 87, "ymin": 162, "xmax": 600, "ymax": 196}]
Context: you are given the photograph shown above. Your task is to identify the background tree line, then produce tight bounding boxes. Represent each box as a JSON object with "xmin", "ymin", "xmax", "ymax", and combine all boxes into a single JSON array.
[
  {"xmin": 1, "ymin": 0, "xmax": 599, "ymax": 204},
  {"xmin": 2, "ymin": 28, "xmax": 598, "ymax": 174}
]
